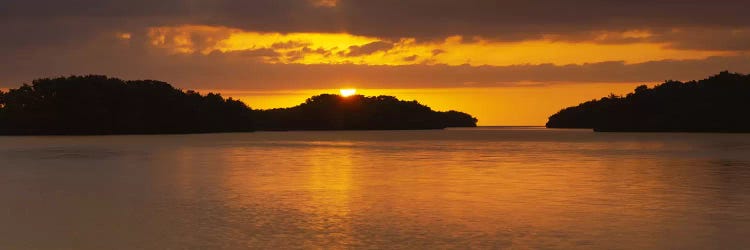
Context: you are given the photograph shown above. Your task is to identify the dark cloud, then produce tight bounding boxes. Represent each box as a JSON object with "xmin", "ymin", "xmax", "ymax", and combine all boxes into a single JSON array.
[
  {"xmin": 431, "ymin": 49, "xmax": 446, "ymax": 56},
  {"xmin": 2, "ymin": 40, "xmax": 749, "ymax": 90},
  {"xmin": 284, "ymin": 50, "xmax": 306, "ymax": 61},
  {"xmin": 555, "ymin": 28, "xmax": 750, "ymax": 51},
  {"xmin": 656, "ymin": 28, "xmax": 750, "ymax": 51},
  {"xmin": 302, "ymin": 47, "xmax": 334, "ymax": 57},
  {"xmin": 403, "ymin": 55, "xmax": 418, "ymax": 62},
  {"xmin": 271, "ymin": 41, "xmax": 312, "ymax": 50},
  {"xmin": 343, "ymin": 41, "xmax": 394, "ymax": 56},
  {"xmin": 223, "ymin": 48, "xmax": 281, "ymax": 58},
  {"xmin": 3, "ymin": 0, "xmax": 749, "ymax": 42},
  {"xmin": 2, "ymin": 0, "xmax": 750, "ymax": 89}
]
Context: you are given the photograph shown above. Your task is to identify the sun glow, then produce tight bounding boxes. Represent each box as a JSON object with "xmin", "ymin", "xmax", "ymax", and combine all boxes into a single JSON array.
[{"xmin": 340, "ymin": 88, "xmax": 357, "ymax": 97}]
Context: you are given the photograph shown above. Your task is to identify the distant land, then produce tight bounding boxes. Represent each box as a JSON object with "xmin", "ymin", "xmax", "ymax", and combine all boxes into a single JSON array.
[
  {"xmin": 0, "ymin": 75, "xmax": 477, "ymax": 135},
  {"xmin": 547, "ymin": 71, "xmax": 750, "ymax": 132}
]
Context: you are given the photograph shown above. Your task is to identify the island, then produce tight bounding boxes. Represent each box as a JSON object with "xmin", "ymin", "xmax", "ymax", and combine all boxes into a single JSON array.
[
  {"xmin": 546, "ymin": 71, "xmax": 750, "ymax": 132},
  {"xmin": 254, "ymin": 94, "xmax": 476, "ymax": 130},
  {"xmin": 0, "ymin": 75, "xmax": 477, "ymax": 135}
]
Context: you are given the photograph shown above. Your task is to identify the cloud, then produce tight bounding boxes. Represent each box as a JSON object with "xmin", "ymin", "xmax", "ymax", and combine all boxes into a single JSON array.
[
  {"xmin": 222, "ymin": 48, "xmax": 281, "ymax": 59},
  {"xmin": 147, "ymin": 25, "xmax": 238, "ymax": 54},
  {"xmin": 2, "ymin": 0, "xmax": 750, "ymax": 91},
  {"xmin": 131, "ymin": 25, "xmax": 735, "ymax": 66},
  {"xmin": 343, "ymin": 41, "xmax": 394, "ymax": 56},
  {"xmin": 2, "ymin": 38, "xmax": 749, "ymax": 90},
  {"xmin": 271, "ymin": 41, "xmax": 312, "ymax": 50},
  {"xmin": 403, "ymin": 55, "xmax": 418, "ymax": 62},
  {"xmin": 3, "ymin": 0, "xmax": 750, "ymax": 43},
  {"xmin": 656, "ymin": 28, "xmax": 750, "ymax": 51},
  {"xmin": 308, "ymin": 0, "xmax": 338, "ymax": 8},
  {"xmin": 431, "ymin": 49, "xmax": 446, "ymax": 56}
]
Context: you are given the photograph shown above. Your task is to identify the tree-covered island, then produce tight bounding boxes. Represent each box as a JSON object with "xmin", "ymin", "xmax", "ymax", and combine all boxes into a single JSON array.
[
  {"xmin": 0, "ymin": 75, "xmax": 477, "ymax": 135},
  {"xmin": 546, "ymin": 72, "xmax": 750, "ymax": 132}
]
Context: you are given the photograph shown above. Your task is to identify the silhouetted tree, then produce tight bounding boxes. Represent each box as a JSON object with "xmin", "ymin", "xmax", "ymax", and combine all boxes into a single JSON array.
[
  {"xmin": 254, "ymin": 94, "xmax": 477, "ymax": 130},
  {"xmin": 0, "ymin": 75, "xmax": 477, "ymax": 135},
  {"xmin": 0, "ymin": 75, "xmax": 253, "ymax": 134},
  {"xmin": 546, "ymin": 71, "xmax": 750, "ymax": 132}
]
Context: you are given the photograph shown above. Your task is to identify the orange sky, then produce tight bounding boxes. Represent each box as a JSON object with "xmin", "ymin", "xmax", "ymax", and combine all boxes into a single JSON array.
[
  {"xmin": 149, "ymin": 26, "xmax": 716, "ymax": 125},
  {"xmin": 145, "ymin": 25, "xmax": 734, "ymax": 66},
  {"xmin": 3, "ymin": 0, "xmax": 750, "ymax": 125},
  {"xmin": 200, "ymin": 82, "xmax": 645, "ymax": 126}
]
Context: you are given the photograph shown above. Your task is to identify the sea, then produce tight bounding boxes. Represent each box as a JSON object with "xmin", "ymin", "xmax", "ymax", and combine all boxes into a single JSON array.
[{"xmin": 1, "ymin": 127, "xmax": 749, "ymax": 249}]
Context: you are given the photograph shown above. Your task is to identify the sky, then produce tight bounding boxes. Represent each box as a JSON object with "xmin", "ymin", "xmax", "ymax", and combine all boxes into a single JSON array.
[{"xmin": 2, "ymin": 0, "xmax": 750, "ymax": 125}]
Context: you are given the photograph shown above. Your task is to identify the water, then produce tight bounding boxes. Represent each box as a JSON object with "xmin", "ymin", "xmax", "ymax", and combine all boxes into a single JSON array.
[{"xmin": 1, "ymin": 127, "xmax": 749, "ymax": 249}]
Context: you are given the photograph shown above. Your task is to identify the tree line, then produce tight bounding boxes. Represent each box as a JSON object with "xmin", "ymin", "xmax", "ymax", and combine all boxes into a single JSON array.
[
  {"xmin": 0, "ymin": 75, "xmax": 477, "ymax": 135},
  {"xmin": 546, "ymin": 71, "xmax": 750, "ymax": 132}
]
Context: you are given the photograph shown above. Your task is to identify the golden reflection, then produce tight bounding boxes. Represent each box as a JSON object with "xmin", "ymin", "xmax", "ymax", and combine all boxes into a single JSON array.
[
  {"xmin": 170, "ymin": 147, "xmax": 201, "ymax": 199},
  {"xmin": 302, "ymin": 145, "xmax": 355, "ymax": 245},
  {"xmin": 220, "ymin": 141, "xmax": 358, "ymax": 247},
  {"xmin": 207, "ymin": 132, "xmax": 739, "ymax": 248}
]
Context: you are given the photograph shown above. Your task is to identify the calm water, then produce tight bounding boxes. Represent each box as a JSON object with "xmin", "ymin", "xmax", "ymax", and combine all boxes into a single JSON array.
[{"xmin": 1, "ymin": 128, "xmax": 750, "ymax": 249}]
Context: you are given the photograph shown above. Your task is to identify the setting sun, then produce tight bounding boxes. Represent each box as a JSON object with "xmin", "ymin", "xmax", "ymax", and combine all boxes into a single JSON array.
[{"xmin": 340, "ymin": 88, "xmax": 357, "ymax": 97}]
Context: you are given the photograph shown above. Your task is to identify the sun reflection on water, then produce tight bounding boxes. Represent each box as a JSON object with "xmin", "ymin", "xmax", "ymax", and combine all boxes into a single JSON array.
[
  {"xmin": 90, "ymin": 131, "xmax": 750, "ymax": 249},
  {"xmin": 304, "ymin": 145, "xmax": 356, "ymax": 246}
]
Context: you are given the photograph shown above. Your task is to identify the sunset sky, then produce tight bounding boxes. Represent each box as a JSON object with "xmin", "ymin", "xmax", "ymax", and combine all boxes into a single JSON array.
[{"xmin": 3, "ymin": 0, "xmax": 750, "ymax": 125}]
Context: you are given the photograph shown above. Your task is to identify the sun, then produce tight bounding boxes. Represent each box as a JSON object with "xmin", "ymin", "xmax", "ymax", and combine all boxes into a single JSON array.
[{"xmin": 339, "ymin": 88, "xmax": 357, "ymax": 97}]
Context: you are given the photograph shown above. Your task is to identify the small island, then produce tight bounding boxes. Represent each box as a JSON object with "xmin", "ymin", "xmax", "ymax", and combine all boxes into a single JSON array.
[
  {"xmin": 546, "ymin": 71, "xmax": 750, "ymax": 132},
  {"xmin": 0, "ymin": 75, "xmax": 477, "ymax": 135},
  {"xmin": 255, "ymin": 94, "xmax": 477, "ymax": 131}
]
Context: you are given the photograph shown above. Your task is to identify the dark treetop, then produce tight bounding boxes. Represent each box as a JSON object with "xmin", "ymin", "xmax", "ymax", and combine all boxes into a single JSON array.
[
  {"xmin": 0, "ymin": 75, "xmax": 253, "ymax": 135},
  {"xmin": 0, "ymin": 75, "xmax": 477, "ymax": 135},
  {"xmin": 546, "ymin": 71, "xmax": 750, "ymax": 132},
  {"xmin": 254, "ymin": 94, "xmax": 477, "ymax": 131}
]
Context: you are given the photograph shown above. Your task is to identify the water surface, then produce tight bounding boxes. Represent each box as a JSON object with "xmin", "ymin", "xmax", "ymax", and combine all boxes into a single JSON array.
[{"xmin": 1, "ymin": 128, "xmax": 749, "ymax": 249}]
